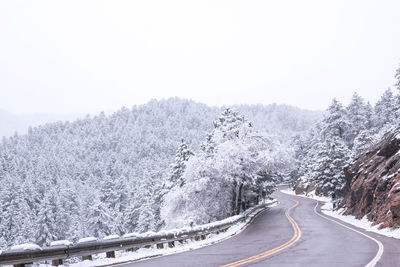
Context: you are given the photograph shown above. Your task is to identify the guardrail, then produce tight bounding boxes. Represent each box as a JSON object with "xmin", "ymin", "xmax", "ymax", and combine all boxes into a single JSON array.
[{"xmin": 0, "ymin": 203, "xmax": 270, "ymax": 267}]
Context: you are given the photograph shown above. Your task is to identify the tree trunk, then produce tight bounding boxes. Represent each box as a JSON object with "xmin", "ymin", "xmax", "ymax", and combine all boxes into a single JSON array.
[
  {"xmin": 231, "ymin": 181, "xmax": 237, "ymax": 216},
  {"xmin": 236, "ymin": 183, "xmax": 243, "ymax": 215}
]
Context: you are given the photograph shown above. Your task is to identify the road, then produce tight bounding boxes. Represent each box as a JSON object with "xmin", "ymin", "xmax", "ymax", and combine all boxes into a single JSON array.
[{"xmin": 116, "ymin": 186, "xmax": 400, "ymax": 267}]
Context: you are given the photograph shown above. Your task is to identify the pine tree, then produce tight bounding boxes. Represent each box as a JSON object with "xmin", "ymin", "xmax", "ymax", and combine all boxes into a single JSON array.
[
  {"xmin": 86, "ymin": 198, "xmax": 112, "ymax": 238},
  {"xmin": 136, "ymin": 187, "xmax": 156, "ymax": 233},
  {"xmin": 200, "ymin": 133, "xmax": 216, "ymax": 157},
  {"xmin": 122, "ymin": 199, "xmax": 140, "ymax": 234},
  {"xmin": 352, "ymin": 130, "xmax": 375, "ymax": 157},
  {"xmin": 395, "ymin": 64, "xmax": 400, "ymax": 119},
  {"xmin": 345, "ymin": 93, "xmax": 371, "ymax": 147},
  {"xmin": 373, "ymin": 88, "xmax": 397, "ymax": 130},
  {"xmin": 328, "ymin": 138, "xmax": 350, "ymax": 195},
  {"xmin": 310, "ymin": 138, "xmax": 349, "ymax": 197},
  {"xmin": 0, "ymin": 181, "xmax": 36, "ymax": 246},
  {"xmin": 213, "ymin": 108, "xmax": 250, "ymax": 141},
  {"xmin": 166, "ymin": 139, "xmax": 193, "ymax": 188},
  {"xmin": 0, "ymin": 182, "xmax": 20, "ymax": 246},
  {"xmin": 395, "ymin": 64, "xmax": 400, "ymax": 93},
  {"xmin": 100, "ymin": 175, "xmax": 127, "ymax": 213},
  {"xmin": 57, "ymin": 187, "xmax": 80, "ymax": 242},
  {"xmin": 321, "ymin": 99, "xmax": 350, "ymax": 142},
  {"xmin": 309, "ymin": 142, "xmax": 331, "ymax": 190},
  {"xmin": 158, "ymin": 141, "xmax": 193, "ymax": 229},
  {"xmin": 35, "ymin": 191, "xmax": 58, "ymax": 246}
]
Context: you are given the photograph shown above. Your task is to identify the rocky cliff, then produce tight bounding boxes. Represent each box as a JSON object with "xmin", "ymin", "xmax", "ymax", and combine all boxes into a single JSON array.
[{"xmin": 342, "ymin": 126, "xmax": 400, "ymax": 228}]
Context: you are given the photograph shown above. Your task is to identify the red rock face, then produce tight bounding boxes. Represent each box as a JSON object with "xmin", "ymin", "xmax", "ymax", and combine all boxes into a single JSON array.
[{"xmin": 342, "ymin": 127, "xmax": 400, "ymax": 228}]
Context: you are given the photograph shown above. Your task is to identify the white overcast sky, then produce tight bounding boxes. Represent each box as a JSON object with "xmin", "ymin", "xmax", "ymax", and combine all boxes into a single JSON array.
[{"xmin": 1, "ymin": 0, "xmax": 400, "ymax": 115}]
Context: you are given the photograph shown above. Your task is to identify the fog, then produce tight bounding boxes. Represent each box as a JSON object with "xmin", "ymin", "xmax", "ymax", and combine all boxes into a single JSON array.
[{"xmin": 1, "ymin": 0, "xmax": 400, "ymax": 115}]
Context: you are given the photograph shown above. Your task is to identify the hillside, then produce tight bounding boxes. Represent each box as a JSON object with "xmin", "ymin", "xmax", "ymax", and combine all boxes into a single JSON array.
[
  {"xmin": 294, "ymin": 87, "xmax": 400, "ymax": 201},
  {"xmin": 0, "ymin": 98, "xmax": 322, "ymax": 248}
]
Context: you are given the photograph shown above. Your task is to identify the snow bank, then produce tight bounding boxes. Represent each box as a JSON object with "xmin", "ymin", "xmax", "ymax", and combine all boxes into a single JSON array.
[
  {"xmin": 281, "ymin": 189, "xmax": 400, "ymax": 239},
  {"xmin": 50, "ymin": 240, "xmax": 73, "ymax": 247},
  {"xmin": 321, "ymin": 205, "xmax": 400, "ymax": 239},
  {"xmin": 281, "ymin": 188, "xmax": 330, "ymax": 202},
  {"xmin": 38, "ymin": 201, "xmax": 277, "ymax": 267},
  {"xmin": 10, "ymin": 243, "xmax": 41, "ymax": 251},
  {"xmin": 77, "ymin": 237, "xmax": 98, "ymax": 244},
  {"xmin": 104, "ymin": 235, "xmax": 120, "ymax": 240},
  {"xmin": 122, "ymin": 232, "xmax": 142, "ymax": 238}
]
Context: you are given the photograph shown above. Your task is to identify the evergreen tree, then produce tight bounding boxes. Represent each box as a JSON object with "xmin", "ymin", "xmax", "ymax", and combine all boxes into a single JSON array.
[
  {"xmin": 58, "ymin": 187, "xmax": 80, "ymax": 242},
  {"xmin": 122, "ymin": 199, "xmax": 140, "ymax": 234},
  {"xmin": 310, "ymin": 138, "xmax": 349, "ymax": 197},
  {"xmin": 352, "ymin": 130, "xmax": 375, "ymax": 157},
  {"xmin": 395, "ymin": 64, "xmax": 400, "ymax": 92},
  {"xmin": 136, "ymin": 187, "xmax": 156, "ymax": 233},
  {"xmin": 345, "ymin": 93, "xmax": 371, "ymax": 147},
  {"xmin": 321, "ymin": 99, "xmax": 350, "ymax": 142},
  {"xmin": 328, "ymin": 138, "xmax": 350, "ymax": 194},
  {"xmin": 166, "ymin": 139, "xmax": 193, "ymax": 188},
  {"xmin": 373, "ymin": 88, "xmax": 397, "ymax": 130},
  {"xmin": 35, "ymin": 191, "xmax": 58, "ymax": 246},
  {"xmin": 200, "ymin": 133, "xmax": 216, "ymax": 157},
  {"xmin": 395, "ymin": 64, "xmax": 400, "ymax": 119},
  {"xmin": 86, "ymin": 198, "xmax": 112, "ymax": 238},
  {"xmin": 309, "ymin": 141, "xmax": 331, "ymax": 187}
]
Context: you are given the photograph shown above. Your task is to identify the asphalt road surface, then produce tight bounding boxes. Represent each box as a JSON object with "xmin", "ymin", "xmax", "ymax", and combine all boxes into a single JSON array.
[{"xmin": 116, "ymin": 186, "xmax": 400, "ymax": 267}]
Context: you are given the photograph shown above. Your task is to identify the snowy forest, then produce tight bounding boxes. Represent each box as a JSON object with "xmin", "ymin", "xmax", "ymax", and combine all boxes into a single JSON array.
[
  {"xmin": 294, "ymin": 65, "xmax": 400, "ymax": 202},
  {"xmin": 0, "ymin": 98, "xmax": 321, "ymax": 249},
  {"xmin": 2, "ymin": 64, "xmax": 399, "ymax": 250}
]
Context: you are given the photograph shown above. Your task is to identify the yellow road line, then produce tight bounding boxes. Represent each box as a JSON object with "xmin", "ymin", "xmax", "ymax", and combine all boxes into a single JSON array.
[{"xmin": 220, "ymin": 198, "xmax": 301, "ymax": 267}]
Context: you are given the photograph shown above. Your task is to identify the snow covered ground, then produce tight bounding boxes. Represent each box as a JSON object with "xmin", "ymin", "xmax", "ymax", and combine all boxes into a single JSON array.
[
  {"xmin": 281, "ymin": 189, "xmax": 400, "ymax": 239},
  {"xmin": 35, "ymin": 200, "xmax": 278, "ymax": 267}
]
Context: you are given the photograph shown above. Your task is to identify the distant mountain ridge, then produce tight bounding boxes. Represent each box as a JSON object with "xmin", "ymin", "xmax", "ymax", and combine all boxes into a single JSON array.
[
  {"xmin": 0, "ymin": 101, "xmax": 323, "ymax": 140},
  {"xmin": 0, "ymin": 109, "xmax": 83, "ymax": 138}
]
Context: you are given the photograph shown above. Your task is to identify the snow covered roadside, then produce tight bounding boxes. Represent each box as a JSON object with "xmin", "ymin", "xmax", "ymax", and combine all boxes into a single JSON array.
[
  {"xmin": 37, "ymin": 200, "xmax": 278, "ymax": 267},
  {"xmin": 281, "ymin": 189, "xmax": 400, "ymax": 239}
]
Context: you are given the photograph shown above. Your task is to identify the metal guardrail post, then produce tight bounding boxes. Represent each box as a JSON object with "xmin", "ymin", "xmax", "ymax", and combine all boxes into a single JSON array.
[
  {"xmin": 82, "ymin": 255, "xmax": 92, "ymax": 261},
  {"xmin": 168, "ymin": 241, "xmax": 175, "ymax": 248},
  {"xmin": 52, "ymin": 259, "xmax": 63, "ymax": 266},
  {"xmin": 106, "ymin": 251, "xmax": 115, "ymax": 258}
]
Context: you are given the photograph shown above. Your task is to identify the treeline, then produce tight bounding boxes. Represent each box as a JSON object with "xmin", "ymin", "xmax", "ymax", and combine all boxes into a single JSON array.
[{"xmin": 295, "ymin": 65, "xmax": 400, "ymax": 200}]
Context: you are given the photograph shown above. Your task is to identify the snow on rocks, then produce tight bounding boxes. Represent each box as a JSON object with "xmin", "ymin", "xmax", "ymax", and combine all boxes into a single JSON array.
[
  {"xmin": 394, "ymin": 131, "xmax": 400, "ymax": 141},
  {"xmin": 77, "ymin": 237, "xmax": 98, "ymax": 244},
  {"xmin": 10, "ymin": 243, "xmax": 42, "ymax": 251},
  {"xmin": 50, "ymin": 240, "xmax": 73, "ymax": 247},
  {"xmin": 393, "ymin": 182, "xmax": 400, "ymax": 193}
]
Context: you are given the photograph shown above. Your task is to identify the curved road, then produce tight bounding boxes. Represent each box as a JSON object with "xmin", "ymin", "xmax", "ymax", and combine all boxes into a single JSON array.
[{"xmin": 116, "ymin": 187, "xmax": 400, "ymax": 267}]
